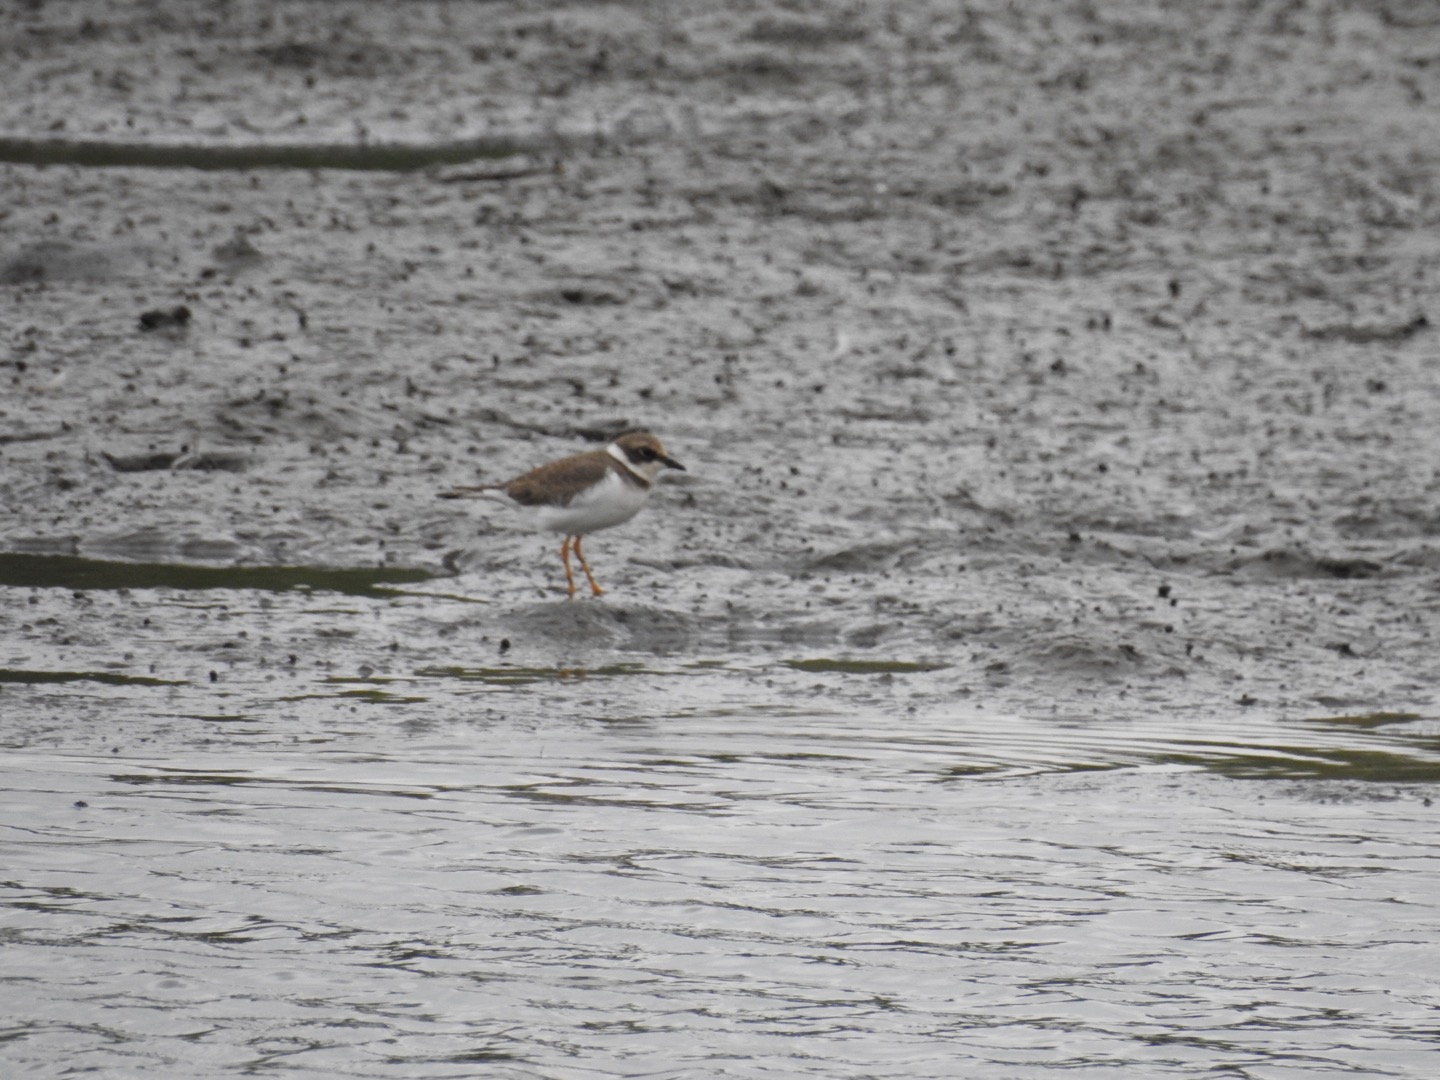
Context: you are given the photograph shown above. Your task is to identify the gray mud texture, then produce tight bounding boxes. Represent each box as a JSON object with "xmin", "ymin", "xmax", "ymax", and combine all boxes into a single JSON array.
[{"xmin": 2, "ymin": 0, "xmax": 1439, "ymax": 727}]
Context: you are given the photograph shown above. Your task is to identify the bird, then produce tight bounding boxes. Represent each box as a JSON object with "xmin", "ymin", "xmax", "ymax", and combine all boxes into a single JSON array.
[{"xmin": 439, "ymin": 431, "xmax": 685, "ymax": 598}]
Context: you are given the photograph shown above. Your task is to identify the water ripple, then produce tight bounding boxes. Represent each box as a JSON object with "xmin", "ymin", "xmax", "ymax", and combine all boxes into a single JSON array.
[{"xmin": 3, "ymin": 706, "xmax": 1438, "ymax": 1078}]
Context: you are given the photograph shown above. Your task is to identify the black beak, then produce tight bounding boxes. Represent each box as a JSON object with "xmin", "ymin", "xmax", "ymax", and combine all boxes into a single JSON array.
[{"xmin": 661, "ymin": 455, "xmax": 686, "ymax": 472}]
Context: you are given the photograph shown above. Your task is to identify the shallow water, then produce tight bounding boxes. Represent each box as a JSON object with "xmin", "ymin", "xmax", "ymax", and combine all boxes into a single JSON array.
[{"xmin": 4, "ymin": 595, "xmax": 1438, "ymax": 1078}]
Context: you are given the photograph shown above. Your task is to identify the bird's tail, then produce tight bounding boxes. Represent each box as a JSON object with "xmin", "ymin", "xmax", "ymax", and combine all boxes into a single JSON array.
[{"xmin": 437, "ymin": 484, "xmax": 501, "ymax": 500}]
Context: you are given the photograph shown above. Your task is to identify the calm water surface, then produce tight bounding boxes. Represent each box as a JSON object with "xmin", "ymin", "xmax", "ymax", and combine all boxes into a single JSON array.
[{"xmin": 4, "ymin": 674, "xmax": 1438, "ymax": 1079}]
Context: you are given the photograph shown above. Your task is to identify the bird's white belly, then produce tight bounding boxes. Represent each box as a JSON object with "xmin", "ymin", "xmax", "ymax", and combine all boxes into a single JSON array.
[{"xmin": 523, "ymin": 470, "xmax": 650, "ymax": 535}]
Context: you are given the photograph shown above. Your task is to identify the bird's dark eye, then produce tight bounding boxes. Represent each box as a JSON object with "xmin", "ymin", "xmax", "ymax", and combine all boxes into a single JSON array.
[{"xmin": 640, "ymin": 448, "xmax": 657, "ymax": 460}]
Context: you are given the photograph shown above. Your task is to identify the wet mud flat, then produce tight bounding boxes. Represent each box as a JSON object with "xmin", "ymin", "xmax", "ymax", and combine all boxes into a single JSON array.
[
  {"xmin": 0, "ymin": 0, "xmax": 1436, "ymax": 726},
  {"xmin": 2, "ymin": 1, "xmax": 1440, "ymax": 1077}
]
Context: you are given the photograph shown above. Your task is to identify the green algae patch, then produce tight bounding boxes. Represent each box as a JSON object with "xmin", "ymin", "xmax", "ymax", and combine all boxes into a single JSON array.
[
  {"xmin": 1303, "ymin": 711, "xmax": 1424, "ymax": 729},
  {"xmin": 0, "ymin": 553, "xmax": 435, "ymax": 598},
  {"xmin": 1184, "ymin": 746, "xmax": 1440, "ymax": 784},
  {"xmin": 0, "ymin": 135, "xmax": 538, "ymax": 172},
  {"xmin": 332, "ymin": 688, "xmax": 431, "ymax": 705},
  {"xmin": 0, "ymin": 668, "xmax": 183, "ymax": 687},
  {"xmin": 317, "ymin": 676, "xmax": 432, "ymax": 705},
  {"xmin": 784, "ymin": 658, "xmax": 949, "ymax": 675},
  {"xmin": 416, "ymin": 663, "xmax": 654, "ymax": 686}
]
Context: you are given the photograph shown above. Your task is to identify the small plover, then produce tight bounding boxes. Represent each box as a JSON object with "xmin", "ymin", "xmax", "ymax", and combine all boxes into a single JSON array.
[{"xmin": 440, "ymin": 431, "xmax": 685, "ymax": 597}]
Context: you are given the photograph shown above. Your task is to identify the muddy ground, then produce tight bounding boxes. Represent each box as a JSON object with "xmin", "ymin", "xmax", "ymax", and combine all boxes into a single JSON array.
[{"xmin": 2, "ymin": 0, "xmax": 1439, "ymax": 733}]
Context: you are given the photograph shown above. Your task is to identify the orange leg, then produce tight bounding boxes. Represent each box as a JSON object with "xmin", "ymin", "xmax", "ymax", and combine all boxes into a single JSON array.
[
  {"xmin": 573, "ymin": 535, "xmax": 605, "ymax": 596},
  {"xmin": 559, "ymin": 535, "xmax": 578, "ymax": 598}
]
